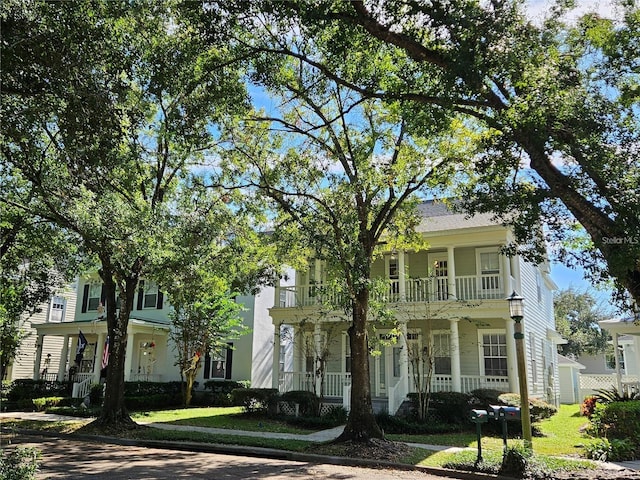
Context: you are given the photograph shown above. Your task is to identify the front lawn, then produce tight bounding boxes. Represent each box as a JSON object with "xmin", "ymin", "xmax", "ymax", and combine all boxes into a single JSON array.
[
  {"xmin": 131, "ymin": 407, "xmax": 317, "ymax": 434},
  {"xmin": 388, "ymin": 404, "xmax": 591, "ymax": 456}
]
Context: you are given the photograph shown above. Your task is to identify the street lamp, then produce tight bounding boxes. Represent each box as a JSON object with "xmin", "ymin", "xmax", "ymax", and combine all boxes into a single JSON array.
[{"xmin": 506, "ymin": 291, "xmax": 533, "ymax": 450}]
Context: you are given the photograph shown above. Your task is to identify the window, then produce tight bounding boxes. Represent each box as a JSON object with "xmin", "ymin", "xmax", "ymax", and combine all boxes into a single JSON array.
[
  {"xmin": 477, "ymin": 250, "xmax": 501, "ymax": 295},
  {"xmin": 481, "ymin": 332, "xmax": 508, "ymax": 376},
  {"xmin": 529, "ymin": 332, "xmax": 538, "ymax": 385},
  {"xmin": 605, "ymin": 349, "xmax": 625, "ymax": 370},
  {"xmin": 433, "ymin": 332, "xmax": 451, "ymax": 375},
  {"xmin": 205, "ymin": 343, "xmax": 233, "ymax": 380},
  {"xmin": 49, "ymin": 296, "xmax": 66, "ymax": 322},
  {"xmin": 344, "ymin": 336, "xmax": 351, "ymax": 373},
  {"xmin": 143, "ymin": 282, "xmax": 158, "ymax": 308},
  {"xmin": 388, "ymin": 256, "xmax": 399, "ymax": 296},
  {"xmin": 279, "ymin": 344, "xmax": 286, "ymax": 372},
  {"xmin": 87, "ymin": 283, "xmax": 102, "ymax": 311},
  {"xmin": 136, "ymin": 280, "xmax": 163, "ymax": 310}
]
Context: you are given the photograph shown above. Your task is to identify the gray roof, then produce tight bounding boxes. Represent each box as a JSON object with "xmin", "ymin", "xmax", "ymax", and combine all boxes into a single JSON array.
[
  {"xmin": 416, "ymin": 200, "xmax": 501, "ymax": 233},
  {"xmin": 557, "ymin": 354, "xmax": 586, "ymax": 369}
]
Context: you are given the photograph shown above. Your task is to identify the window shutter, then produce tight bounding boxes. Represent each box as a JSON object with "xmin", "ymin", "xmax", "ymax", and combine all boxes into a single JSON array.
[
  {"xmin": 136, "ymin": 280, "xmax": 144, "ymax": 310},
  {"xmin": 100, "ymin": 284, "xmax": 106, "ymax": 305},
  {"xmin": 81, "ymin": 284, "xmax": 90, "ymax": 313},
  {"xmin": 203, "ymin": 352, "xmax": 211, "ymax": 380},
  {"xmin": 156, "ymin": 291, "xmax": 163, "ymax": 309}
]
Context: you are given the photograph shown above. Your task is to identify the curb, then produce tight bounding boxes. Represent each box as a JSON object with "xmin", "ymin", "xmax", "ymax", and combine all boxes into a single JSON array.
[{"xmin": 3, "ymin": 427, "xmax": 515, "ymax": 480}]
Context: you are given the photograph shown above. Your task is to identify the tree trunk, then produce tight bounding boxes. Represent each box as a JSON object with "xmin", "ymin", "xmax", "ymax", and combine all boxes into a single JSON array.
[
  {"xmin": 336, "ymin": 288, "xmax": 383, "ymax": 442},
  {"xmin": 94, "ymin": 270, "xmax": 138, "ymax": 431}
]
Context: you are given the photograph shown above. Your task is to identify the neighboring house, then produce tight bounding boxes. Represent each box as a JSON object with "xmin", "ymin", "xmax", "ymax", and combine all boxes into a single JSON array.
[
  {"xmin": 557, "ymin": 354, "xmax": 586, "ymax": 404},
  {"xmin": 270, "ymin": 200, "xmax": 563, "ymax": 414},
  {"xmin": 3, "ymin": 286, "xmax": 78, "ymax": 382},
  {"xmin": 577, "ymin": 317, "xmax": 640, "ymax": 399},
  {"xmin": 28, "ymin": 274, "xmax": 277, "ymax": 395}
]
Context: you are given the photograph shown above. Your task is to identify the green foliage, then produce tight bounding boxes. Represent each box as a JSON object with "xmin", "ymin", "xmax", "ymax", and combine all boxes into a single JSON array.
[
  {"xmin": 32, "ymin": 397, "xmax": 67, "ymax": 411},
  {"xmin": 554, "ymin": 289, "xmax": 611, "ymax": 357},
  {"xmin": 469, "ymin": 389, "xmax": 506, "ymax": 407},
  {"xmin": 231, "ymin": 388, "xmax": 279, "ymax": 414},
  {"xmin": 123, "ymin": 381, "xmax": 184, "ymax": 397},
  {"xmin": 279, "ymin": 390, "xmax": 320, "ymax": 417},
  {"xmin": 375, "ymin": 411, "xmax": 463, "ymax": 435},
  {"xmin": 6, "ymin": 380, "xmax": 73, "ymax": 401},
  {"xmin": 498, "ymin": 393, "xmax": 558, "ymax": 422},
  {"xmin": 0, "ymin": 447, "xmax": 40, "ymax": 480},
  {"xmin": 285, "ymin": 405, "xmax": 348, "ymax": 429},
  {"xmin": 428, "ymin": 392, "xmax": 474, "ymax": 425},
  {"xmin": 588, "ymin": 400, "xmax": 640, "ymax": 444},
  {"xmin": 584, "ymin": 438, "xmax": 638, "ymax": 462},
  {"xmin": 500, "ymin": 445, "xmax": 532, "ymax": 478},
  {"xmin": 595, "ymin": 386, "xmax": 640, "ymax": 403},
  {"xmin": 125, "ymin": 394, "xmax": 181, "ymax": 410},
  {"xmin": 201, "ymin": 380, "xmax": 246, "ymax": 406}
]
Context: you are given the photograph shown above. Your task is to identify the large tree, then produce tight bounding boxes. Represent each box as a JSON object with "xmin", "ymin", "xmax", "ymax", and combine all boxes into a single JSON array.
[
  {"xmin": 203, "ymin": 0, "xmax": 640, "ymax": 307},
  {"xmin": 554, "ymin": 288, "xmax": 611, "ymax": 358},
  {"xmin": 220, "ymin": 52, "xmax": 470, "ymax": 440},
  {"xmin": 1, "ymin": 0, "xmax": 247, "ymax": 429}
]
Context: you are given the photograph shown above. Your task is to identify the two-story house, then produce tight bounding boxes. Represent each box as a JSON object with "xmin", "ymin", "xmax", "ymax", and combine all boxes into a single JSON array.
[
  {"xmin": 29, "ymin": 275, "xmax": 277, "ymax": 396},
  {"xmin": 269, "ymin": 200, "xmax": 563, "ymax": 414}
]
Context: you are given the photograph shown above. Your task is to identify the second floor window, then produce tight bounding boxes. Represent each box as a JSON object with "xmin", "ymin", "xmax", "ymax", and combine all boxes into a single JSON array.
[
  {"xmin": 49, "ymin": 296, "xmax": 66, "ymax": 322},
  {"xmin": 136, "ymin": 280, "xmax": 163, "ymax": 310}
]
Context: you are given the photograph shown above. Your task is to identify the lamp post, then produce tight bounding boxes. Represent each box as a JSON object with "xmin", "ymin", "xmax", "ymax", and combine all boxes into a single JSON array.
[{"xmin": 506, "ymin": 291, "xmax": 533, "ymax": 450}]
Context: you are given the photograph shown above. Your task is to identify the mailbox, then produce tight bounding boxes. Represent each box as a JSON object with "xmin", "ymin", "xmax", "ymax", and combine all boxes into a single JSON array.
[
  {"xmin": 470, "ymin": 409, "xmax": 489, "ymax": 423},
  {"xmin": 499, "ymin": 406, "xmax": 521, "ymax": 421},
  {"xmin": 487, "ymin": 405, "xmax": 502, "ymax": 420}
]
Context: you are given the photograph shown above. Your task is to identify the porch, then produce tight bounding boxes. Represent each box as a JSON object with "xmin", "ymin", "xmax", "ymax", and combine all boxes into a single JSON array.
[
  {"xmin": 276, "ymin": 274, "xmax": 514, "ymax": 308},
  {"xmin": 277, "ymin": 371, "xmax": 511, "ymax": 414},
  {"xmin": 31, "ymin": 318, "xmax": 170, "ymax": 397}
]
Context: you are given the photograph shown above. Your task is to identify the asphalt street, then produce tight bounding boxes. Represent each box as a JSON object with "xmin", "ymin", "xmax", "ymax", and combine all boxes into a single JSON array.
[{"xmin": 3, "ymin": 434, "xmax": 456, "ymax": 480}]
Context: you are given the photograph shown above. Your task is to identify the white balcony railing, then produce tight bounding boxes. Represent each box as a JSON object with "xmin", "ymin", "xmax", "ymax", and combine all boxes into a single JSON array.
[{"xmin": 276, "ymin": 274, "xmax": 507, "ymax": 308}]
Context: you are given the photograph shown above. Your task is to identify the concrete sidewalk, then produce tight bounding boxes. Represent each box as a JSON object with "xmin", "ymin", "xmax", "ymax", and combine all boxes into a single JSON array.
[{"xmin": 1, "ymin": 411, "xmax": 638, "ymax": 472}]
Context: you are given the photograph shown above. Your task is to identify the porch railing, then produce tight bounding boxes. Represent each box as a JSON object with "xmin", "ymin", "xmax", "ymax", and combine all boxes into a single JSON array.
[
  {"xmin": 579, "ymin": 373, "xmax": 640, "ymax": 398},
  {"xmin": 277, "ymin": 274, "xmax": 506, "ymax": 308},
  {"xmin": 72, "ymin": 373, "xmax": 94, "ymax": 399},
  {"xmin": 279, "ymin": 371, "xmax": 351, "ymax": 397},
  {"xmin": 281, "ymin": 372, "xmax": 510, "ymax": 397}
]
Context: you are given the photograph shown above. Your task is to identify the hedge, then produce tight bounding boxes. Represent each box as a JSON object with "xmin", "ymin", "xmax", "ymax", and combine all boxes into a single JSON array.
[{"xmin": 231, "ymin": 388, "xmax": 278, "ymax": 414}]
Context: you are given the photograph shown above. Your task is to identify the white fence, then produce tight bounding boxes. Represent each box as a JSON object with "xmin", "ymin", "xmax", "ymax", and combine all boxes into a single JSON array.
[{"xmin": 579, "ymin": 374, "xmax": 639, "ymax": 399}]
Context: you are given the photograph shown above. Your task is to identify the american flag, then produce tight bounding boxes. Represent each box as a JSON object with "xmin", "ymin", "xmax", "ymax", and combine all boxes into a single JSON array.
[{"xmin": 101, "ymin": 336, "xmax": 110, "ymax": 370}]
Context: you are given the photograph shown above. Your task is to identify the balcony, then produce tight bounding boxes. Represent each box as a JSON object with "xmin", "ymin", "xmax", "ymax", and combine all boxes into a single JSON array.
[{"xmin": 276, "ymin": 274, "xmax": 510, "ymax": 308}]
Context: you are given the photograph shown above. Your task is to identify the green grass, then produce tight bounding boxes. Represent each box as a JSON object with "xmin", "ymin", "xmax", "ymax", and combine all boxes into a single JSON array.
[
  {"xmin": 131, "ymin": 407, "xmax": 317, "ymax": 434},
  {"xmin": 388, "ymin": 404, "xmax": 593, "ymax": 456}
]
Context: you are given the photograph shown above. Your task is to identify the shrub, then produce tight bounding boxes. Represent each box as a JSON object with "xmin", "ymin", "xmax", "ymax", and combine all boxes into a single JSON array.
[
  {"xmin": 375, "ymin": 411, "xmax": 463, "ymax": 435},
  {"xmin": 124, "ymin": 381, "xmax": 184, "ymax": 397},
  {"xmin": 89, "ymin": 384, "xmax": 104, "ymax": 405},
  {"xmin": 429, "ymin": 391, "xmax": 473, "ymax": 425},
  {"xmin": 497, "ymin": 393, "xmax": 557, "ymax": 422},
  {"xmin": 0, "ymin": 447, "xmax": 40, "ymax": 480},
  {"xmin": 584, "ymin": 438, "xmax": 638, "ymax": 462},
  {"xmin": 580, "ymin": 396, "xmax": 598, "ymax": 418},
  {"xmin": 125, "ymin": 393, "xmax": 181, "ymax": 410},
  {"xmin": 6, "ymin": 380, "xmax": 73, "ymax": 401},
  {"xmin": 280, "ymin": 390, "xmax": 320, "ymax": 417},
  {"xmin": 202, "ymin": 380, "xmax": 246, "ymax": 406},
  {"xmin": 589, "ymin": 400, "xmax": 640, "ymax": 444},
  {"xmin": 500, "ymin": 445, "xmax": 531, "ymax": 478},
  {"xmin": 286, "ymin": 406, "xmax": 348, "ymax": 429},
  {"xmin": 469, "ymin": 388, "xmax": 505, "ymax": 407},
  {"xmin": 32, "ymin": 397, "xmax": 66, "ymax": 411},
  {"xmin": 231, "ymin": 388, "xmax": 278, "ymax": 414},
  {"xmin": 44, "ymin": 406, "xmax": 99, "ymax": 417}
]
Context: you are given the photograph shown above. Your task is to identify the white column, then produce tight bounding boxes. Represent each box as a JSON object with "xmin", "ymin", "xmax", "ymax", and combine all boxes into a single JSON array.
[
  {"xmin": 272, "ymin": 325, "xmax": 281, "ymax": 390},
  {"xmin": 506, "ymin": 319, "xmax": 518, "ymax": 391},
  {"xmin": 449, "ymin": 319, "xmax": 461, "ymax": 391},
  {"xmin": 399, "ymin": 321, "xmax": 409, "ymax": 396},
  {"xmin": 314, "ymin": 322, "xmax": 322, "ymax": 396},
  {"xmin": 502, "ymin": 251, "xmax": 512, "ymax": 296},
  {"xmin": 634, "ymin": 336, "xmax": 640, "ymax": 377},
  {"xmin": 511, "ymin": 255, "xmax": 522, "ymax": 294},
  {"xmin": 33, "ymin": 334, "xmax": 44, "ymax": 380},
  {"xmin": 93, "ymin": 332, "xmax": 105, "ymax": 383},
  {"xmin": 57, "ymin": 334, "xmax": 70, "ymax": 381},
  {"xmin": 447, "ymin": 246, "xmax": 457, "ymax": 300},
  {"xmin": 398, "ymin": 250, "xmax": 406, "ymax": 301},
  {"xmin": 124, "ymin": 333, "xmax": 135, "ymax": 381}
]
